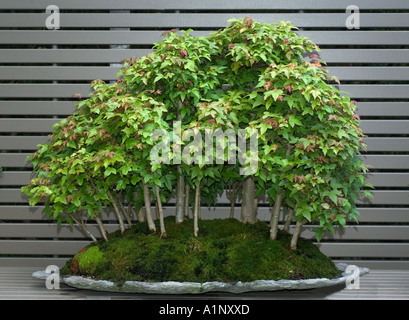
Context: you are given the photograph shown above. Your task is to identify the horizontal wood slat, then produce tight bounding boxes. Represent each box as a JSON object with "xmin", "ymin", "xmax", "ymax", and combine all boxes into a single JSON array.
[
  {"xmin": 327, "ymin": 67, "xmax": 409, "ymax": 81},
  {"xmin": 2, "ymin": 154, "xmax": 409, "ymax": 170},
  {"xmin": 0, "ymin": 136, "xmax": 49, "ymax": 150},
  {"xmin": 0, "ymin": 154, "xmax": 32, "ymax": 168},
  {"xmin": 2, "ymin": 119, "xmax": 406, "ymax": 134},
  {"xmin": 2, "ymin": 84, "xmax": 409, "ymax": 98},
  {"xmin": 0, "ymin": 119, "xmax": 61, "ymax": 133},
  {"xmin": 1, "ymin": 189, "xmax": 408, "ymax": 205},
  {"xmin": 2, "ymin": 171, "xmax": 408, "ymax": 187},
  {"xmin": 1, "ymin": 0, "xmax": 408, "ymax": 10},
  {"xmin": 1, "ymin": 136, "xmax": 407, "ymax": 151},
  {"xmin": 2, "ymin": 13, "xmax": 409, "ymax": 28},
  {"xmin": 364, "ymin": 138, "xmax": 409, "ymax": 152},
  {"xmin": 1, "ymin": 223, "xmax": 408, "ymax": 241},
  {"xmin": 0, "ymin": 223, "xmax": 119, "ymax": 239},
  {"xmin": 356, "ymin": 102, "xmax": 409, "ymax": 117},
  {"xmin": 292, "ymin": 225, "xmax": 409, "ymax": 241},
  {"xmin": 318, "ymin": 243, "xmax": 409, "ymax": 258},
  {"xmin": 2, "ymin": 67, "xmax": 409, "ymax": 81},
  {"xmin": 0, "ymin": 240, "xmax": 89, "ymax": 255},
  {"xmin": 2, "ymin": 49, "xmax": 409, "ymax": 64},
  {"xmin": 0, "ymin": 66, "xmax": 120, "ymax": 81},
  {"xmin": 1, "ymin": 206, "xmax": 409, "ymax": 223},
  {"xmin": 319, "ymin": 49, "xmax": 409, "ymax": 64},
  {"xmin": 0, "ymin": 49, "xmax": 152, "ymax": 64},
  {"xmin": 359, "ymin": 120, "xmax": 409, "ymax": 134},
  {"xmin": 1, "ymin": 102, "xmax": 408, "ymax": 117},
  {"xmin": 362, "ymin": 155, "xmax": 409, "ymax": 169},
  {"xmin": 0, "ymin": 101, "xmax": 76, "ymax": 116},
  {"xmin": 2, "ymin": 31, "xmax": 409, "ymax": 45}
]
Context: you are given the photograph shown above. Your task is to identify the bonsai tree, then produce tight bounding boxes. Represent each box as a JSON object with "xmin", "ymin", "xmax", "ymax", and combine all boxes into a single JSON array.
[{"xmin": 22, "ymin": 18, "xmax": 371, "ymax": 251}]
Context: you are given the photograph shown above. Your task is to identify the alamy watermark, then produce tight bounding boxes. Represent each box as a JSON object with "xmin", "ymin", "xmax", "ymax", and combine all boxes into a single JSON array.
[
  {"xmin": 149, "ymin": 122, "xmax": 259, "ymax": 175},
  {"xmin": 346, "ymin": 5, "xmax": 360, "ymax": 30},
  {"xmin": 45, "ymin": 5, "xmax": 60, "ymax": 30},
  {"xmin": 45, "ymin": 265, "xmax": 60, "ymax": 290},
  {"xmin": 345, "ymin": 265, "xmax": 360, "ymax": 289}
]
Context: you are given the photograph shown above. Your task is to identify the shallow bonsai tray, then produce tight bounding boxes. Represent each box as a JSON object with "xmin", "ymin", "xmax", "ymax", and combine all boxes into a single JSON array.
[{"xmin": 32, "ymin": 263, "xmax": 369, "ymax": 294}]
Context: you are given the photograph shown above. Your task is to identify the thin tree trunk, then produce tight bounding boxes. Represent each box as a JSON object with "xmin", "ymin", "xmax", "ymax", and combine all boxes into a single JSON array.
[
  {"xmin": 184, "ymin": 183, "xmax": 190, "ymax": 218},
  {"xmin": 193, "ymin": 181, "xmax": 200, "ymax": 236},
  {"xmin": 154, "ymin": 184, "xmax": 167, "ymax": 238},
  {"xmin": 241, "ymin": 175, "xmax": 257, "ymax": 224},
  {"xmin": 142, "ymin": 181, "xmax": 156, "ymax": 232},
  {"xmin": 290, "ymin": 220, "xmax": 305, "ymax": 251},
  {"xmin": 71, "ymin": 215, "xmax": 98, "ymax": 244},
  {"xmin": 95, "ymin": 216, "xmax": 108, "ymax": 242},
  {"xmin": 89, "ymin": 179, "xmax": 119, "ymax": 241},
  {"xmin": 254, "ymin": 197, "xmax": 259, "ymax": 217},
  {"xmin": 137, "ymin": 207, "xmax": 146, "ymax": 223},
  {"xmin": 116, "ymin": 193, "xmax": 132, "ymax": 227},
  {"xmin": 283, "ymin": 208, "xmax": 294, "ymax": 233},
  {"xmin": 270, "ymin": 189, "xmax": 284, "ymax": 240},
  {"xmin": 229, "ymin": 188, "xmax": 236, "ymax": 219},
  {"xmin": 175, "ymin": 100, "xmax": 185, "ymax": 223},
  {"xmin": 175, "ymin": 166, "xmax": 185, "ymax": 223},
  {"xmin": 107, "ymin": 190, "xmax": 126, "ymax": 235},
  {"xmin": 127, "ymin": 203, "xmax": 135, "ymax": 223},
  {"xmin": 270, "ymin": 145, "xmax": 292, "ymax": 239}
]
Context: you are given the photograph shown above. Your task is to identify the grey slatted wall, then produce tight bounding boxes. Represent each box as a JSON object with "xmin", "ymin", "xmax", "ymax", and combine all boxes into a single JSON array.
[{"xmin": 0, "ymin": 0, "xmax": 408, "ymax": 269}]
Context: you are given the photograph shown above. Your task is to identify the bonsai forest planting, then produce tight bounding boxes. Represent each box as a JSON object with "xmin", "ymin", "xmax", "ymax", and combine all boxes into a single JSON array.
[{"xmin": 22, "ymin": 18, "xmax": 371, "ymax": 283}]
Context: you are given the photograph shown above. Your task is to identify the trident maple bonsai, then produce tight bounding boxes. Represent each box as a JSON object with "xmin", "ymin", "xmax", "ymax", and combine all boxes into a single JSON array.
[{"xmin": 22, "ymin": 17, "xmax": 370, "ymax": 262}]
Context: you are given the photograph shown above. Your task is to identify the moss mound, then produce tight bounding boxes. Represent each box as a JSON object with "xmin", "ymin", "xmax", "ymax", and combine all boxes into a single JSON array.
[{"xmin": 61, "ymin": 217, "xmax": 340, "ymax": 283}]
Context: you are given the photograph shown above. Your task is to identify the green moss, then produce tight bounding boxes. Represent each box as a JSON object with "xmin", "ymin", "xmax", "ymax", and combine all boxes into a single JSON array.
[
  {"xmin": 76, "ymin": 246, "xmax": 106, "ymax": 276},
  {"xmin": 63, "ymin": 217, "xmax": 341, "ymax": 283}
]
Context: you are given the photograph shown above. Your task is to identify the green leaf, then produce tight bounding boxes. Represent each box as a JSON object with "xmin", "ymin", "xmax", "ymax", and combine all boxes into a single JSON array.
[
  {"xmin": 337, "ymin": 129, "xmax": 348, "ymax": 139},
  {"xmin": 249, "ymin": 91, "xmax": 258, "ymax": 100},
  {"xmin": 185, "ymin": 60, "xmax": 196, "ymax": 72},
  {"xmin": 253, "ymin": 95, "xmax": 263, "ymax": 108},
  {"xmin": 300, "ymin": 208, "xmax": 311, "ymax": 221},
  {"xmin": 190, "ymin": 88, "xmax": 201, "ymax": 100},
  {"xmin": 163, "ymin": 175, "xmax": 173, "ymax": 192},
  {"xmin": 131, "ymin": 175, "xmax": 141, "ymax": 185},
  {"xmin": 154, "ymin": 74, "xmax": 164, "ymax": 83},
  {"xmin": 288, "ymin": 114, "xmax": 302, "ymax": 127},
  {"xmin": 120, "ymin": 165, "xmax": 131, "ymax": 175},
  {"xmin": 328, "ymin": 191, "xmax": 338, "ymax": 204},
  {"xmin": 271, "ymin": 89, "xmax": 284, "ymax": 101},
  {"xmin": 67, "ymin": 140, "xmax": 76, "ymax": 148},
  {"xmin": 314, "ymin": 227, "xmax": 324, "ymax": 242},
  {"xmin": 104, "ymin": 167, "xmax": 117, "ymax": 177},
  {"xmin": 126, "ymin": 138, "xmax": 137, "ymax": 150}
]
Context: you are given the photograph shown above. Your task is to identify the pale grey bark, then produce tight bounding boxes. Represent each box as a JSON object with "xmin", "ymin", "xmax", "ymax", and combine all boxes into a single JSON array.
[
  {"xmin": 115, "ymin": 194, "xmax": 132, "ymax": 227},
  {"xmin": 270, "ymin": 189, "xmax": 284, "ymax": 240},
  {"xmin": 283, "ymin": 208, "xmax": 294, "ymax": 233},
  {"xmin": 290, "ymin": 220, "xmax": 305, "ymax": 251},
  {"xmin": 175, "ymin": 165, "xmax": 185, "ymax": 223},
  {"xmin": 175, "ymin": 100, "xmax": 185, "ymax": 223},
  {"xmin": 95, "ymin": 216, "xmax": 108, "ymax": 242},
  {"xmin": 142, "ymin": 181, "xmax": 157, "ymax": 232},
  {"xmin": 240, "ymin": 175, "xmax": 257, "ymax": 224},
  {"xmin": 137, "ymin": 207, "xmax": 146, "ymax": 223},
  {"xmin": 184, "ymin": 183, "xmax": 190, "ymax": 218},
  {"xmin": 229, "ymin": 188, "xmax": 236, "ymax": 218},
  {"xmin": 107, "ymin": 190, "xmax": 125, "ymax": 235},
  {"xmin": 155, "ymin": 184, "xmax": 167, "ymax": 238},
  {"xmin": 193, "ymin": 181, "xmax": 200, "ymax": 236},
  {"xmin": 71, "ymin": 214, "xmax": 98, "ymax": 244}
]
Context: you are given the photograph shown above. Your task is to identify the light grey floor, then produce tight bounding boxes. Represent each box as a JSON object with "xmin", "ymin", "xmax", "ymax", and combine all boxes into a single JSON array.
[{"xmin": 0, "ymin": 267, "xmax": 408, "ymax": 300}]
